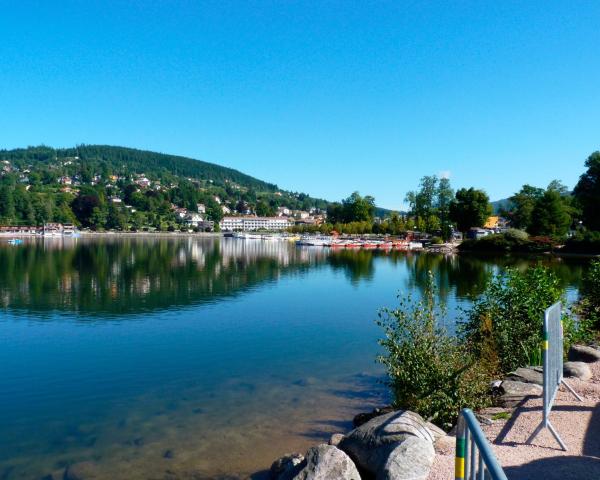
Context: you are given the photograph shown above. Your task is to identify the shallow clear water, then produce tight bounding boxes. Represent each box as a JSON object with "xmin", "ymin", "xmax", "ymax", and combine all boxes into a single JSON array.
[{"xmin": 0, "ymin": 236, "xmax": 589, "ymax": 479}]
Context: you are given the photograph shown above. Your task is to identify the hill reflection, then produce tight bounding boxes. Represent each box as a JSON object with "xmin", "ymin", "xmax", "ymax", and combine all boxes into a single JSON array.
[{"xmin": 0, "ymin": 237, "xmax": 587, "ymax": 318}]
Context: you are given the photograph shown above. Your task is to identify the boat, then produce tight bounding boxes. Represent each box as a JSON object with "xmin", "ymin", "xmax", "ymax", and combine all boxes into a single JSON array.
[
  {"xmin": 296, "ymin": 236, "xmax": 330, "ymax": 246},
  {"xmin": 408, "ymin": 241, "xmax": 424, "ymax": 250},
  {"xmin": 7, "ymin": 238, "xmax": 23, "ymax": 245},
  {"xmin": 233, "ymin": 232, "xmax": 262, "ymax": 240}
]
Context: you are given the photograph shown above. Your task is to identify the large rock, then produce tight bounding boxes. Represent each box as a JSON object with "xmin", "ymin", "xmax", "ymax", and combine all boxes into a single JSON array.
[
  {"xmin": 433, "ymin": 435, "xmax": 456, "ymax": 455},
  {"xmin": 270, "ymin": 453, "xmax": 304, "ymax": 480},
  {"xmin": 338, "ymin": 410, "xmax": 434, "ymax": 474},
  {"xmin": 64, "ymin": 462, "xmax": 100, "ymax": 480},
  {"xmin": 568, "ymin": 345, "xmax": 600, "ymax": 363},
  {"xmin": 506, "ymin": 367, "xmax": 543, "ymax": 385},
  {"xmin": 293, "ymin": 444, "xmax": 360, "ymax": 480},
  {"xmin": 497, "ymin": 380, "xmax": 542, "ymax": 407},
  {"xmin": 564, "ymin": 361, "xmax": 592, "ymax": 381},
  {"xmin": 378, "ymin": 436, "xmax": 435, "ymax": 480},
  {"xmin": 353, "ymin": 406, "xmax": 395, "ymax": 427}
]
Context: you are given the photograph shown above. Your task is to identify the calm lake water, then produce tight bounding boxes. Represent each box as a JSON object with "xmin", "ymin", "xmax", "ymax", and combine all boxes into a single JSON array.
[{"xmin": 0, "ymin": 236, "xmax": 590, "ymax": 479}]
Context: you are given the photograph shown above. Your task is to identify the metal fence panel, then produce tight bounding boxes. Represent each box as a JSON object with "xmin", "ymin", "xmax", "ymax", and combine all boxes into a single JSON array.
[
  {"xmin": 455, "ymin": 409, "xmax": 507, "ymax": 480},
  {"xmin": 527, "ymin": 301, "xmax": 582, "ymax": 450}
]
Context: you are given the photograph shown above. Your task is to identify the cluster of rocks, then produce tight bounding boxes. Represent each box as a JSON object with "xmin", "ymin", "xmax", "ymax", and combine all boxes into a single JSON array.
[
  {"xmin": 493, "ymin": 344, "xmax": 597, "ymax": 407},
  {"xmin": 270, "ymin": 410, "xmax": 452, "ymax": 480}
]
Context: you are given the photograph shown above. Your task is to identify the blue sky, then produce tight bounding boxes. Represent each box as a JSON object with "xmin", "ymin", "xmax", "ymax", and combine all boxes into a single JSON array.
[{"xmin": 1, "ymin": 1, "xmax": 598, "ymax": 209}]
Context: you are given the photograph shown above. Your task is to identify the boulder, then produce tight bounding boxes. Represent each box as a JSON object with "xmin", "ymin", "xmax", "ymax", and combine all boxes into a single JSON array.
[
  {"xmin": 424, "ymin": 421, "xmax": 446, "ymax": 441},
  {"xmin": 353, "ymin": 406, "xmax": 395, "ymax": 427},
  {"xmin": 339, "ymin": 410, "xmax": 434, "ymax": 474},
  {"xmin": 270, "ymin": 453, "xmax": 304, "ymax": 480},
  {"xmin": 563, "ymin": 361, "xmax": 592, "ymax": 381},
  {"xmin": 378, "ymin": 436, "xmax": 435, "ymax": 480},
  {"xmin": 293, "ymin": 444, "xmax": 360, "ymax": 480},
  {"xmin": 497, "ymin": 380, "xmax": 542, "ymax": 407},
  {"xmin": 64, "ymin": 462, "xmax": 100, "ymax": 480},
  {"xmin": 506, "ymin": 367, "xmax": 543, "ymax": 385},
  {"xmin": 329, "ymin": 433, "xmax": 345, "ymax": 446},
  {"xmin": 433, "ymin": 435, "xmax": 456, "ymax": 455},
  {"xmin": 568, "ymin": 345, "xmax": 600, "ymax": 363}
]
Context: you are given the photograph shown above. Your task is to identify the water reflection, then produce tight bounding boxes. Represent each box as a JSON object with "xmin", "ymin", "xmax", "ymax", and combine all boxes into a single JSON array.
[{"xmin": 0, "ymin": 237, "xmax": 589, "ymax": 319}]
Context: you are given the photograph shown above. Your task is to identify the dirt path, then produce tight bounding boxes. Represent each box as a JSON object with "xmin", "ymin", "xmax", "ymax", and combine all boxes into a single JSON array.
[{"xmin": 428, "ymin": 361, "xmax": 600, "ymax": 479}]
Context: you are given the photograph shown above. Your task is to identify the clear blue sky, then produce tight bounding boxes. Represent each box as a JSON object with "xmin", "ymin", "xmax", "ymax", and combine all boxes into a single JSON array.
[{"xmin": 1, "ymin": 1, "xmax": 598, "ymax": 209}]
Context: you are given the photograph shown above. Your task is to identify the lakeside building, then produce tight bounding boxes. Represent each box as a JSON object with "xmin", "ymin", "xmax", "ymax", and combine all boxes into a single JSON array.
[{"xmin": 220, "ymin": 216, "xmax": 293, "ymax": 231}]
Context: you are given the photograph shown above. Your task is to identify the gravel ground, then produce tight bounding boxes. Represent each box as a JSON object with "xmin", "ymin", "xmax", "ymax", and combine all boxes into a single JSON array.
[{"xmin": 428, "ymin": 361, "xmax": 600, "ymax": 479}]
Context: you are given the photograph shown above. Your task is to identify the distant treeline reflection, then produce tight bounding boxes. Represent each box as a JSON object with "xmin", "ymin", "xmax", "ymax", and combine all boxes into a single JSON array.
[{"xmin": 0, "ymin": 238, "xmax": 588, "ymax": 317}]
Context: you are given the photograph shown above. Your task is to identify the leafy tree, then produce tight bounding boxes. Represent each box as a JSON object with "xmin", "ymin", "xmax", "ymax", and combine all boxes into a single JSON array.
[
  {"xmin": 342, "ymin": 192, "xmax": 376, "ymax": 222},
  {"xmin": 71, "ymin": 193, "xmax": 102, "ymax": 227},
  {"xmin": 574, "ymin": 151, "xmax": 600, "ymax": 231},
  {"xmin": 0, "ymin": 185, "xmax": 15, "ymax": 222},
  {"xmin": 508, "ymin": 184, "xmax": 544, "ymax": 230},
  {"xmin": 437, "ymin": 177, "xmax": 454, "ymax": 239},
  {"xmin": 255, "ymin": 200, "xmax": 274, "ymax": 217},
  {"xmin": 449, "ymin": 188, "xmax": 492, "ymax": 232},
  {"xmin": 529, "ymin": 186, "xmax": 572, "ymax": 237},
  {"xmin": 106, "ymin": 204, "xmax": 127, "ymax": 230}
]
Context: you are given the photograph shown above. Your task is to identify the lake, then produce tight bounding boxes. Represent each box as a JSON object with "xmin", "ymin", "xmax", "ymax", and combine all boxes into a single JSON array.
[{"xmin": 0, "ymin": 236, "xmax": 590, "ymax": 479}]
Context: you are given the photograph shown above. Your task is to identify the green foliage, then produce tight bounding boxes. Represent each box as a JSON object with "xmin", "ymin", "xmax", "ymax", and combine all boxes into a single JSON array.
[
  {"xmin": 528, "ymin": 183, "xmax": 573, "ymax": 237},
  {"xmin": 449, "ymin": 188, "xmax": 492, "ymax": 233},
  {"xmin": 458, "ymin": 231, "xmax": 560, "ymax": 254},
  {"xmin": 563, "ymin": 231, "xmax": 600, "ymax": 254},
  {"xmin": 574, "ymin": 151, "xmax": 600, "ymax": 231},
  {"xmin": 508, "ymin": 185, "xmax": 544, "ymax": 230},
  {"xmin": 377, "ymin": 272, "xmax": 490, "ymax": 429},
  {"xmin": 576, "ymin": 260, "xmax": 600, "ymax": 330},
  {"xmin": 0, "ymin": 145, "xmax": 331, "ymax": 229},
  {"xmin": 327, "ymin": 192, "xmax": 376, "ymax": 223},
  {"xmin": 461, "ymin": 266, "xmax": 567, "ymax": 374},
  {"xmin": 404, "ymin": 175, "xmax": 455, "ymax": 238}
]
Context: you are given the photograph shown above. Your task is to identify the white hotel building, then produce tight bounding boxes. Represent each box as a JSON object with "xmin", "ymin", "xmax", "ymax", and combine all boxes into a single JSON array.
[{"xmin": 220, "ymin": 216, "xmax": 293, "ymax": 231}]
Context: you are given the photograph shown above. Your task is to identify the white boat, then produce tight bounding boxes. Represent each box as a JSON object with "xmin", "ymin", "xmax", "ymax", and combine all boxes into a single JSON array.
[
  {"xmin": 408, "ymin": 242, "xmax": 423, "ymax": 250},
  {"xmin": 233, "ymin": 232, "xmax": 262, "ymax": 240},
  {"xmin": 296, "ymin": 236, "xmax": 330, "ymax": 246}
]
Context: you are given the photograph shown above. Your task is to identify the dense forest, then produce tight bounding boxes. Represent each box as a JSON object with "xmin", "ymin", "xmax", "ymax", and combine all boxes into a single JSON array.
[{"xmin": 0, "ymin": 145, "xmax": 331, "ymax": 230}]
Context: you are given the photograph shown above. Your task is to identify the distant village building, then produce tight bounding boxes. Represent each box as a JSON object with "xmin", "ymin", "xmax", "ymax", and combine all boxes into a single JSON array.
[
  {"xmin": 294, "ymin": 210, "xmax": 310, "ymax": 219},
  {"xmin": 467, "ymin": 228, "xmax": 491, "ymax": 240},
  {"xmin": 59, "ymin": 176, "xmax": 73, "ymax": 185},
  {"xmin": 221, "ymin": 205, "xmax": 231, "ymax": 214},
  {"xmin": 197, "ymin": 203, "xmax": 206, "ymax": 214},
  {"xmin": 220, "ymin": 216, "xmax": 292, "ymax": 231},
  {"xmin": 135, "ymin": 176, "xmax": 151, "ymax": 188},
  {"xmin": 277, "ymin": 207, "xmax": 291, "ymax": 217}
]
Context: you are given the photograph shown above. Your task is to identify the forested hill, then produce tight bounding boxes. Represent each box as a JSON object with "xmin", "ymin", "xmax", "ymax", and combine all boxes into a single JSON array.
[
  {"xmin": 0, "ymin": 144, "xmax": 339, "ymax": 229},
  {"xmin": 1, "ymin": 145, "xmax": 278, "ymax": 192}
]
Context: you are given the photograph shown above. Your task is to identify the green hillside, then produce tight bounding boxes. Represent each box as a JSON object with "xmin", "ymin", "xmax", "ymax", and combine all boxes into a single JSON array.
[{"xmin": 0, "ymin": 145, "xmax": 331, "ymax": 230}]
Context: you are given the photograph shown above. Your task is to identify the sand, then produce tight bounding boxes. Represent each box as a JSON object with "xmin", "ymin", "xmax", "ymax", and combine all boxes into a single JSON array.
[{"xmin": 428, "ymin": 361, "xmax": 600, "ymax": 479}]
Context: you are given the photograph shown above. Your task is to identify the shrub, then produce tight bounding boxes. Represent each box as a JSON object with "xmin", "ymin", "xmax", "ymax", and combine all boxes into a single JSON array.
[
  {"xmin": 564, "ymin": 231, "xmax": 600, "ymax": 254},
  {"xmin": 430, "ymin": 236, "xmax": 444, "ymax": 244},
  {"xmin": 377, "ymin": 272, "xmax": 490, "ymax": 430},
  {"xmin": 457, "ymin": 232, "xmax": 531, "ymax": 253},
  {"xmin": 578, "ymin": 259, "xmax": 600, "ymax": 329},
  {"xmin": 461, "ymin": 266, "xmax": 569, "ymax": 374}
]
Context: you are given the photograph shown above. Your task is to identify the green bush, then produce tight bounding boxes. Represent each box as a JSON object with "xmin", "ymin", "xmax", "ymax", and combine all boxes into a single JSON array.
[
  {"xmin": 458, "ymin": 232, "xmax": 530, "ymax": 253},
  {"xmin": 564, "ymin": 231, "xmax": 600, "ymax": 254},
  {"xmin": 377, "ymin": 272, "xmax": 490, "ymax": 430},
  {"xmin": 458, "ymin": 231, "xmax": 557, "ymax": 253},
  {"xmin": 578, "ymin": 259, "xmax": 600, "ymax": 329},
  {"xmin": 461, "ymin": 266, "xmax": 570, "ymax": 374}
]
